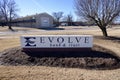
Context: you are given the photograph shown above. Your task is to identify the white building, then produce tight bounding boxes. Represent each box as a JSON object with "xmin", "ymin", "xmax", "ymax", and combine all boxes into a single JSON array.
[{"xmin": 13, "ymin": 13, "xmax": 54, "ymax": 28}]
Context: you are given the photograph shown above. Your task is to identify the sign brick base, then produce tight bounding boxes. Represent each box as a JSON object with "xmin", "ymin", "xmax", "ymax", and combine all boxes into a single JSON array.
[{"xmin": 22, "ymin": 48, "xmax": 92, "ymax": 52}]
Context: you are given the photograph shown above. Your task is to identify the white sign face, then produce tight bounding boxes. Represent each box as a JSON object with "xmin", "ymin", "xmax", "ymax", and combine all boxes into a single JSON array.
[{"xmin": 21, "ymin": 35, "xmax": 93, "ymax": 48}]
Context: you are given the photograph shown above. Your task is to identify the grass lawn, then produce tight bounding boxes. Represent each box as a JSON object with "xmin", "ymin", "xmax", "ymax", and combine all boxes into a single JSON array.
[{"xmin": 0, "ymin": 26, "xmax": 120, "ymax": 80}]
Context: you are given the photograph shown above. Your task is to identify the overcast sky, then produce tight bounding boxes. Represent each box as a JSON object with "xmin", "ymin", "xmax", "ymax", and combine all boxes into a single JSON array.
[{"xmin": 15, "ymin": 0, "xmax": 78, "ymax": 20}]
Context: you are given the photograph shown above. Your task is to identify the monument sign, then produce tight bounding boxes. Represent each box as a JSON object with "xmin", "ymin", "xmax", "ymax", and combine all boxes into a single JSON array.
[{"xmin": 21, "ymin": 35, "xmax": 93, "ymax": 51}]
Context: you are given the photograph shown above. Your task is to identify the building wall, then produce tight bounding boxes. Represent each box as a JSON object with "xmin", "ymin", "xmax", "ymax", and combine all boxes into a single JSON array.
[
  {"xmin": 12, "ymin": 13, "xmax": 54, "ymax": 28},
  {"xmin": 35, "ymin": 13, "xmax": 54, "ymax": 28}
]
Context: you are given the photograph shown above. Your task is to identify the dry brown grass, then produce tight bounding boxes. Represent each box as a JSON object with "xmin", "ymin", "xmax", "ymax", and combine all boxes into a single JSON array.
[
  {"xmin": 0, "ymin": 66, "xmax": 120, "ymax": 80},
  {"xmin": 0, "ymin": 38, "xmax": 20, "ymax": 52},
  {"xmin": 0, "ymin": 26, "xmax": 120, "ymax": 80}
]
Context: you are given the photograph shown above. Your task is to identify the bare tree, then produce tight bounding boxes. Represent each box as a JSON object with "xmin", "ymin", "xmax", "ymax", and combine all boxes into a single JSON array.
[
  {"xmin": 52, "ymin": 12, "xmax": 63, "ymax": 27},
  {"xmin": 0, "ymin": 0, "xmax": 18, "ymax": 30},
  {"xmin": 62, "ymin": 13, "xmax": 73, "ymax": 26},
  {"xmin": 0, "ymin": 14, "xmax": 3, "ymax": 27},
  {"xmin": 0, "ymin": 11, "xmax": 2, "ymax": 23},
  {"xmin": 74, "ymin": 0, "xmax": 120, "ymax": 37},
  {"xmin": 0, "ymin": 8, "xmax": 4, "ymax": 27},
  {"xmin": 66, "ymin": 13, "xmax": 73, "ymax": 26}
]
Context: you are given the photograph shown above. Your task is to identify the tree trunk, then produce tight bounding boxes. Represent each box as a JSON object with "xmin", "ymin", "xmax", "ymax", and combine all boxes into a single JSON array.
[
  {"xmin": 101, "ymin": 27, "xmax": 108, "ymax": 37},
  {"xmin": 8, "ymin": 23, "xmax": 14, "ymax": 31},
  {"xmin": 8, "ymin": 25, "xmax": 12, "ymax": 29}
]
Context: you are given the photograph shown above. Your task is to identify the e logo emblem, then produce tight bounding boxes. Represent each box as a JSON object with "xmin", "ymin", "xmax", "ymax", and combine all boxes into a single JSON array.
[{"xmin": 24, "ymin": 37, "xmax": 36, "ymax": 47}]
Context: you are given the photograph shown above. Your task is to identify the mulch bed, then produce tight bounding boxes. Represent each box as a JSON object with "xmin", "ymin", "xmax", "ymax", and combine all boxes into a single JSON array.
[{"xmin": 0, "ymin": 45, "xmax": 120, "ymax": 70}]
